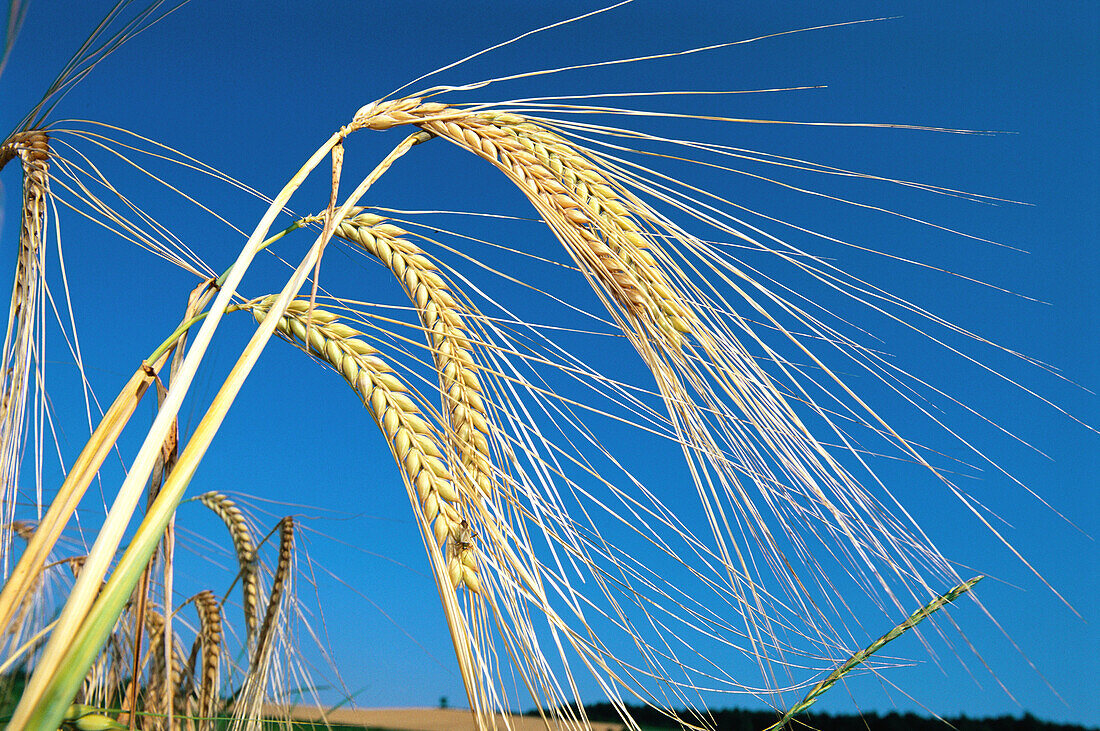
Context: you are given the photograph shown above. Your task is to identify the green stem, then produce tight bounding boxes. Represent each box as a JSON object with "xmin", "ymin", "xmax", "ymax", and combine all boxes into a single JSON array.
[
  {"xmin": 146, "ymin": 305, "xmax": 236, "ymax": 364},
  {"xmin": 147, "ymin": 221, "xmax": 308, "ymax": 364},
  {"xmin": 213, "ymin": 219, "xmax": 304, "ymax": 288}
]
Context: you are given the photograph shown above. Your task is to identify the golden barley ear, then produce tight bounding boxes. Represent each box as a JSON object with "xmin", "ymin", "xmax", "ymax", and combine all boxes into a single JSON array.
[
  {"xmin": 253, "ymin": 517, "xmax": 294, "ymax": 672},
  {"xmin": 230, "ymin": 516, "xmax": 295, "ymax": 729},
  {"xmin": 174, "ymin": 585, "xmax": 229, "ymax": 717},
  {"xmin": 350, "ymin": 102, "xmax": 691, "ymax": 348},
  {"xmin": 251, "ymin": 297, "xmax": 482, "ymax": 593},
  {"xmin": 191, "ymin": 590, "xmax": 222, "ymax": 731},
  {"xmin": 332, "ymin": 211, "xmax": 497, "ymax": 502}
]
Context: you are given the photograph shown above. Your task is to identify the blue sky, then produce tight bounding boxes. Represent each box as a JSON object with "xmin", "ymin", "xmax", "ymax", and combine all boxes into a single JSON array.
[{"xmin": 2, "ymin": 1, "xmax": 1098, "ymax": 727}]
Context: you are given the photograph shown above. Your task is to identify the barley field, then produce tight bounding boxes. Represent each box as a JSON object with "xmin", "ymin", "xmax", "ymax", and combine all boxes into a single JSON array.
[{"xmin": 0, "ymin": 2, "xmax": 1097, "ymax": 730}]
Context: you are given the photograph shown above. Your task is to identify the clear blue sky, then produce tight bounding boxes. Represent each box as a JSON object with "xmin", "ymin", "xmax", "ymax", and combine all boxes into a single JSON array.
[{"xmin": 2, "ymin": 1, "xmax": 1098, "ymax": 727}]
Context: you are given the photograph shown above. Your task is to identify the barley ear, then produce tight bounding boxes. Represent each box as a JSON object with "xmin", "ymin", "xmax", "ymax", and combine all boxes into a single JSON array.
[
  {"xmin": 767, "ymin": 576, "xmax": 983, "ymax": 730},
  {"xmin": 0, "ymin": 131, "xmax": 49, "ymax": 565},
  {"xmin": 197, "ymin": 492, "xmax": 260, "ymax": 646},
  {"xmin": 252, "ymin": 517, "xmax": 294, "ymax": 672},
  {"xmin": 141, "ymin": 606, "xmax": 187, "ymax": 731},
  {"xmin": 429, "ymin": 112, "xmax": 690, "ymax": 343},
  {"xmin": 251, "ymin": 298, "xmax": 481, "ymax": 593},
  {"xmin": 350, "ymin": 102, "xmax": 693, "ymax": 349},
  {"xmin": 231, "ymin": 517, "xmax": 294, "ymax": 729},
  {"xmin": 332, "ymin": 212, "xmax": 496, "ymax": 501},
  {"xmin": 192, "ymin": 590, "xmax": 222, "ymax": 731}
]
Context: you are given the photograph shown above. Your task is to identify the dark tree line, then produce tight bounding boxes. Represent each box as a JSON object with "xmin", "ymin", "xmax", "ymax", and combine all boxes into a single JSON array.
[{"xmin": 529, "ymin": 703, "xmax": 1097, "ymax": 731}]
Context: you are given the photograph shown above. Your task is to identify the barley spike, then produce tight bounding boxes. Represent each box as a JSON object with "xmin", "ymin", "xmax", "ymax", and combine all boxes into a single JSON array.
[
  {"xmin": 251, "ymin": 298, "xmax": 480, "ymax": 592},
  {"xmin": 197, "ymin": 492, "xmax": 259, "ymax": 646}
]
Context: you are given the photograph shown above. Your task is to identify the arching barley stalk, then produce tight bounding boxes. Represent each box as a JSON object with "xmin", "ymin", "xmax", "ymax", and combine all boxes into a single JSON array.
[
  {"xmin": 248, "ymin": 298, "xmax": 481, "ymax": 595},
  {"xmin": 348, "ymin": 98, "xmax": 973, "ymax": 663},
  {"xmin": 0, "ymin": 4, "xmax": 1094, "ymax": 731}
]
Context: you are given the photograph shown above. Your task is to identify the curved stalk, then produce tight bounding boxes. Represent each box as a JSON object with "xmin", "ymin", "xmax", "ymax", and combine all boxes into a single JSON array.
[{"xmin": 0, "ymin": 354, "xmax": 168, "ymax": 639}]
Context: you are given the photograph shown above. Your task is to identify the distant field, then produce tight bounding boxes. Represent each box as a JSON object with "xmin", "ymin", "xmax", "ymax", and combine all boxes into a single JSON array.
[
  {"xmin": 273, "ymin": 705, "xmax": 1100, "ymax": 731},
  {"xmin": 278, "ymin": 706, "xmax": 626, "ymax": 731}
]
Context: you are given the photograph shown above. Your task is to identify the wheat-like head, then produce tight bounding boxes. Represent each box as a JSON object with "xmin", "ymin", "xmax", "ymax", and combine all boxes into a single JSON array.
[
  {"xmin": 342, "ymin": 97, "xmax": 997, "ymax": 715},
  {"xmin": 251, "ymin": 517, "xmax": 293, "ymax": 677},
  {"xmin": 0, "ymin": 131, "xmax": 50, "ymax": 558},
  {"xmin": 330, "ymin": 211, "xmax": 496, "ymax": 500},
  {"xmin": 250, "ymin": 298, "xmax": 481, "ymax": 593},
  {"xmin": 229, "ymin": 516, "xmax": 295, "ymax": 731},
  {"xmin": 191, "ymin": 589, "xmax": 222, "ymax": 731},
  {"xmin": 350, "ymin": 101, "xmax": 693, "ymax": 349},
  {"xmin": 197, "ymin": 492, "xmax": 259, "ymax": 646}
]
